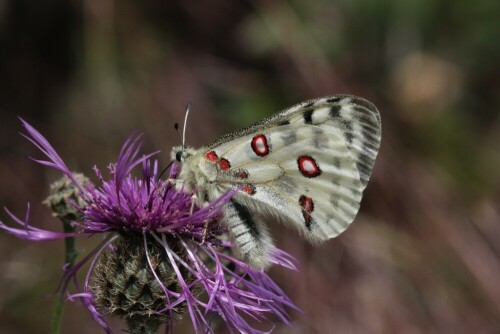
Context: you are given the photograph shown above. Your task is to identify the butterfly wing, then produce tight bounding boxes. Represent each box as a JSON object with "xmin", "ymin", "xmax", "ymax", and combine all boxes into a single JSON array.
[
  {"xmin": 209, "ymin": 95, "xmax": 380, "ymax": 188},
  {"xmin": 205, "ymin": 95, "xmax": 381, "ymax": 243}
]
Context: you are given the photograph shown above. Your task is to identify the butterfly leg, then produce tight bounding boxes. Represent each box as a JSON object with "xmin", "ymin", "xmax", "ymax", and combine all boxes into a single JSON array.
[
  {"xmin": 199, "ymin": 220, "xmax": 209, "ymax": 245},
  {"xmin": 223, "ymin": 199, "xmax": 275, "ymax": 270},
  {"xmin": 189, "ymin": 193, "xmax": 199, "ymax": 215}
]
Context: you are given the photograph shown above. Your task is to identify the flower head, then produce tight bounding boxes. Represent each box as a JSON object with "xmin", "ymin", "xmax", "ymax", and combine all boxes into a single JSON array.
[{"xmin": 0, "ymin": 119, "xmax": 300, "ymax": 334}]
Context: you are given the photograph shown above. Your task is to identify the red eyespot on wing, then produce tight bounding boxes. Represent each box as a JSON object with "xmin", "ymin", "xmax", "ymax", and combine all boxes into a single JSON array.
[
  {"xmin": 219, "ymin": 158, "xmax": 231, "ymax": 170},
  {"xmin": 204, "ymin": 150, "xmax": 219, "ymax": 162},
  {"xmin": 300, "ymin": 195, "xmax": 314, "ymax": 212},
  {"xmin": 241, "ymin": 184, "xmax": 256, "ymax": 196},
  {"xmin": 235, "ymin": 169, "xmax": 249, "ymax": 179},
  {"xmin": 299, "ymin": 195, "xmax": 314, "ymax": 230},
  {"xmin": 251, "ymin": 134, "xmax": 270, "ymax": 157},
  {"xmin": 297, "ymin": 155, "xmax": 321, "ymax": 178}
]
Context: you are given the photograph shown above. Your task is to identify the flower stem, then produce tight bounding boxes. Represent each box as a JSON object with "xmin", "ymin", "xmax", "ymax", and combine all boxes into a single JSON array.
[
  {"xmin": 50, "ymin": 301, "xmax": 64, "ymax": 334},
  {"xmin": 62, "ymin": 218, "xmax": 78, "ymax": 264},
  {"xmin": 50, "ymin": 217, "xmax": 78, "ymax": 334},
  {"xmin": 43, "ymin": 174, "xmax": 88, "ymax": 334}
]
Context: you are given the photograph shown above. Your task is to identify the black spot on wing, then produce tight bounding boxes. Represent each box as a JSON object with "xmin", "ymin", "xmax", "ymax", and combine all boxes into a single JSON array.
[
  {"xmin": 303, "ymin": 110, "xmax": 314, "ymax": 124},
  {"xmin": 230, "ymin": 200, "xmax": 261, "ymax": 238},
  {"xmin": 326, "ymin": 97, "xmax": 343, "ymax": 104},
  {"xmin": 330, "ymin": 105, "xmax": 341, "ymax": 117},
  {"xmin": 341, "ymin": 120, "xmax": 354, "ymax": 144}
]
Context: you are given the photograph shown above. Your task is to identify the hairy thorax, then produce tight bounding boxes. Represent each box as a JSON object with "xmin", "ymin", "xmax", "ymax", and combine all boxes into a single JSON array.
[{"xmin": 170, "ymin": 146, "xmax": 218, "ymax": 199}]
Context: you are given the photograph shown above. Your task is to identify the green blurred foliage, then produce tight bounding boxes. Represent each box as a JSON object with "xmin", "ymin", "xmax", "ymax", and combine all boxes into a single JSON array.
[{"xmin": 1, "ymin": 0, "xmax": 500, "ymax": 333}]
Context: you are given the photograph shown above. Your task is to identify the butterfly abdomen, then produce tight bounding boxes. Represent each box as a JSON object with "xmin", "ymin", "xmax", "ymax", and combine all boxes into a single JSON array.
[{"xmin": 223, "ymin": 199, "xmax": 274, "ymax": 269}]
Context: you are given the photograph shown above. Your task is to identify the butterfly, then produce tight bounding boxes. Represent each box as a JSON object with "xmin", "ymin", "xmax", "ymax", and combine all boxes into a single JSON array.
[{"xmin": 171, "ymin": 95, "xmax": 381, "ymax": 269}]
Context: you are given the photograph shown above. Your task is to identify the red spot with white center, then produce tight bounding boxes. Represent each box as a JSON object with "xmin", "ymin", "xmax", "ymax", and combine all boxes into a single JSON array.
[
  {"xmin": 297, "ymin": 155, "xmax": 321, "ymax": 178},
  {"xmin": 204, "ymin": 150, "xmax": 219, "ymax": 162},
  {"xmin": 300, "ymin": 196, "xmax": 314, "ymax": 212},
  {"xmin": 219, "ymin": 158, "xmax": 231, "ymax": 170},
  {"xmin": 241, "ymin": 184, "xmax": 256, "ymax": 196},
  {"xmin": 299, "ymin": 195, "xmax": 314, "ymax": 230},
  {"xmin": 251, "ymin": 134, "xmax": 270, "ymax": 157}
]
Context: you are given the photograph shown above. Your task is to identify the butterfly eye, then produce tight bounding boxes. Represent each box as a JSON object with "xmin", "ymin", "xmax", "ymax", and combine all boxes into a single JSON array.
[{"xmin": 175, "ymin": 151, "xmax": 183, "ymax": 162}]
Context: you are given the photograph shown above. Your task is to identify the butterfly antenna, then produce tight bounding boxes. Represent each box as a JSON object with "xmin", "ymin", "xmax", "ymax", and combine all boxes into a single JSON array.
[
  {"xmin": 174, "ymin": 123, "xmax": 183, "ymax": 145},
  {"xmin": 182, "ymin": 101, "xmax": 191, "ymax": 150},
  {"xmin": 160, "ymin": 102, "xmax": 191, "ymax": 180}
]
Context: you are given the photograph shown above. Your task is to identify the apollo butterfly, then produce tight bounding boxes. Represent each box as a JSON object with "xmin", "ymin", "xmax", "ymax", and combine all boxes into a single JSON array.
[{"xmin": 171, "ymin": 95, "xmax": 381, "ymax": 269}]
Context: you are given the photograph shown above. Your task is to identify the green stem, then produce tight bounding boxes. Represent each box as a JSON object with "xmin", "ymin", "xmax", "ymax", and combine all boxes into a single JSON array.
[
  {"xmin": 50, "ymin": 218, "xmax": 78, "ymax": 334},
  {"xmin": 62, "ymin": 218, "xmax": 78, "ymax": 265},
  {"xmin": 50, "ymin": 300, "xmax": 64, "ymax": 334}
]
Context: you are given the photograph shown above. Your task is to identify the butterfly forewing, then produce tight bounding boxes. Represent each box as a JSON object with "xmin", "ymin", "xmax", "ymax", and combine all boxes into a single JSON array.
[{"xmin": 209, "ymin": 95, "xmax": 380, "ymax": 186}]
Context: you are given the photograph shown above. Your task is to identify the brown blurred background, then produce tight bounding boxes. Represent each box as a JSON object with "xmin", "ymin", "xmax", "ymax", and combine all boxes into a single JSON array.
[{"xmin": 1, "ymin": 1, "xmax": 500, "ymax": 333}]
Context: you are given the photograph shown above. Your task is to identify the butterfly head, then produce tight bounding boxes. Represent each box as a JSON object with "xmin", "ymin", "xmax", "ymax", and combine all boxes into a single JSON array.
[
  {"xmin": 171, "ymin": 146, "xmax": 196, "ymax": 163},
  {"xmin": 169, "ymin": 145, "xmax": 207, "ymax": 192}
]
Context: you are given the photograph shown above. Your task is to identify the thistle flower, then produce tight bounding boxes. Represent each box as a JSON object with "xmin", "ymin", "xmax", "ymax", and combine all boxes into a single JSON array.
[{"xmin": 0, "ymin": 119, "xmax": 300, "ymax": 334}]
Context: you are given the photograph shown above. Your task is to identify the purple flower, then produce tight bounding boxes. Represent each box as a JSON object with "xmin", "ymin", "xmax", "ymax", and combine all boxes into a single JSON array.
[{"xmin": 0, "ymin": 119, "xmax": 300, "ymax": 334}]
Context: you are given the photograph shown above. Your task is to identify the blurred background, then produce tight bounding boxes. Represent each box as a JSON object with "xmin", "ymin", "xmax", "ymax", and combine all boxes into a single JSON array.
[{"xmin": 1, "ymin": 0, "xmax": 499, "ymax": 333}]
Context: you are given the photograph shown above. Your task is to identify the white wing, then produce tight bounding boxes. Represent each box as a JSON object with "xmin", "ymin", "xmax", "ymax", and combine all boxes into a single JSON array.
[{"xmin": 206, "ymin": 95, "xmax": 381, "ymax": 243}]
